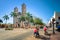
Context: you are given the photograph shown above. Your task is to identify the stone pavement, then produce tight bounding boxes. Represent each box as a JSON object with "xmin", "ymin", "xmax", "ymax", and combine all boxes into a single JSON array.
[
  {"xmin": 25, "ymin": 28, "xmax": 59, "ymax": 40},
  {"xmin": 50, "ymin": 31, "xmax": 60, "ymax": 40},
  {"xmin": 0, "ymin": 28, "xmax": 32, "ymax": 40},
  {"xmin": 0, "ymin": 28, "xmax": 59, "ymax": 40},
  {"xmin": 24, "ymin": 28, "xmax": 52, "ymax": 40}
]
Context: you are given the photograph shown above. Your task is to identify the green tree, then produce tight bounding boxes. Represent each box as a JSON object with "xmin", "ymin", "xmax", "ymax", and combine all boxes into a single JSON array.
[
  {"xmin": 25, "ymin": 12, "xmax": 34, "ymax": 23},
  {"xmin": 10, "ymin": 12, "xmax": 17, "ymax": 17},
  {"xmin": 25, "ymin": 12, "xmax": 34, "ymax": 27},
  {"xmin": 3, "ymin": 15, "xmax": 9, "ymax": 24},
  {"xmin": 10, "ymin": 12, "xmax": 18, "ymax": 28},
  {"xmin": 20, "ymin": 16, "xmax": 25, "ymax": 21},
  {"xmin": 20, "ymin": 16, "xmax": 26, "ymax": 28},
  {"xmin": 30, "ymin": 16, "xmax": 34, "ymax": 23},
  {"xmin": 33, "ymin": 17, "xmax": 44, "ymax": 25}
]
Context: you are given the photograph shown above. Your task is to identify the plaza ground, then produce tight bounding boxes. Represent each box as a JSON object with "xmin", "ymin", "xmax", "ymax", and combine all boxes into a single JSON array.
[
  {"xmin": 0, "ymin": 28, "xmax": 32, "ymax": 40},
  {"xmin": 24, "ymin": 28, "xmax": 52, "ymax": 40},
  {"xmin": 0, "ymin": 28, "xmax": 60, "ymax": 40}
]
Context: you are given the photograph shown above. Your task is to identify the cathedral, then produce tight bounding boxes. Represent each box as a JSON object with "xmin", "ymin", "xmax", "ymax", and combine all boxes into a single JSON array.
[{"xmin": 13, "ymin": 3, "xmax": 26, "ymax": 27}]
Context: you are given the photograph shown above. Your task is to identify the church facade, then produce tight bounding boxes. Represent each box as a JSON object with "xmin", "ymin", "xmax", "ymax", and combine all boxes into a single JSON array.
[{"xmin": 13, "ymin": 3, "xmax": 26, "ymax": 26}]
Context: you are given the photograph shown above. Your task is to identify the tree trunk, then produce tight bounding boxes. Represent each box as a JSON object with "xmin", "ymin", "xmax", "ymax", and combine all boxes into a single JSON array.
[
  {"xmin": 21, "ymin": 21, "xmax": 23, "ymax": 28},
  {"xmin": 28, "ymin": 20, "xmax": 30, "ymax": 28},
  {"xmin": 5, "ymin": 20, "xmax": 7, "ymax": 28}
]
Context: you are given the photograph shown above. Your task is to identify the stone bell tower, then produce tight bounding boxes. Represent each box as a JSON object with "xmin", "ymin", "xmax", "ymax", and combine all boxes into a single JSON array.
[
  {"xmin": 13, "ymin": 7, "xmax": 18, "ymax": 24},
  {"xmin": 14, "ymin": 7, "xmax": 18, "ymax": 13},
  {"xmin": 22, "ymin": 3, "xmax": 26, "ymax": 16}
]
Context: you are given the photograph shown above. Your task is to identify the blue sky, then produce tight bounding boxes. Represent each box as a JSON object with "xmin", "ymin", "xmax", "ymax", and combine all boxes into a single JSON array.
[{"xmin": 0, "ymin": 0, "xmax": 60, "ymax": 24}]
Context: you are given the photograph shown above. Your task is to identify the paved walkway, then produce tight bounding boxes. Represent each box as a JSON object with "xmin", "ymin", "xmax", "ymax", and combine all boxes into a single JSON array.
[
  {"xmin": 50, "ymin": 32, "xmax": 60, "ymax": 40},
  {"xmin": 0, "ymin": 28, "xmax": 59, "ymax": 40},
  {"xmin": 24, "ymin": 28, "xmax": 55, "ymax": 40},
  {"xmin": 0, "ymin": 28, "xmax": 32, "ymax": 40},
  {"xmin": 24, "ymin": 29, "xmax": 51, "ymax": 40}
]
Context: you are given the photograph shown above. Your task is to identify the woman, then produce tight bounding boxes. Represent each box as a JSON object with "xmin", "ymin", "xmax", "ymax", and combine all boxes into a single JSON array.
[
  {"xmin": 43, "ymin": 26, "xmax": 48, "ymax": 35},
  {"xmin": 33, "ymin": 26, "xmax": 40, "ymax": 37}
]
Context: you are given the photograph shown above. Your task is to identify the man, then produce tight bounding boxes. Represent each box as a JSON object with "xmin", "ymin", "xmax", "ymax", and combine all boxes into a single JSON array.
[{"xmin": 33, "ymin": 26, "xmax": 40, "ymax": 37}]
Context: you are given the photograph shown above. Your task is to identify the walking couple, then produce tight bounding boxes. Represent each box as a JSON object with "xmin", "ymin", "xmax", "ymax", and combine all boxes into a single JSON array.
[{"xmin": 33, "ymin": 26, "xmax": 48, "ymax": 38}]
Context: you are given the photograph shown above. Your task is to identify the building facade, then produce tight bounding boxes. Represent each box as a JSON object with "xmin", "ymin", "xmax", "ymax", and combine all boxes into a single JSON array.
[
  {"xmin": 13, "ymin": 3, "xmax": 26, "ymax": 27},
  {"xmin": 22, "ymin": 3, "xmax": 26, "ymax": 16},
  {"xmin": 48, "ymin": 11, "xmax": 60, "ymax": 27}
]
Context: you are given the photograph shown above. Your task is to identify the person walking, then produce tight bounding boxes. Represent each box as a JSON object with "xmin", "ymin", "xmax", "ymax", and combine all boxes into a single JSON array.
[
  {"xmin": 33, "ymin": 26, "xmax": 40, "ymax": 38},
  {"xmin": 43, "ymin": 26, "xmax": 48, "ymax": 35}
]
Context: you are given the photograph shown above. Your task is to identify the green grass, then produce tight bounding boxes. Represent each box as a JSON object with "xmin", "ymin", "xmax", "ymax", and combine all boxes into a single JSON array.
[{"xmin": 5, "ymin": 27, "xmax": 13, "ymax": 30}]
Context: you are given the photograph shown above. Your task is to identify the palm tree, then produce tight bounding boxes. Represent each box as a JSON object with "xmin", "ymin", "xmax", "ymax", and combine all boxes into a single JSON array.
[
  {"xmin": 29, "ymin": 15, "xmax": 34, "ymax": 23},
  {"xmin": 3, "ymin": 15, "xmax": 9, "ymax": 28},
  {"xmin": 10, "ymin": 12, "xmax": 18, "ymax": 28},
  {"xmin": 25, "ymin": 12, "xmax": 31, "ymax": 22},
  {"xmin": 20, "ymin": 16, "xmax": 25, "ymax": 21},
  {"xmin": 19, "ymin": 12, "xmax": 32, "ymax": 28},
  {"xmin": 25, "ymin": 12, "xmax": 33, "ymax": 27},
  {"xmin": 20, "ymin": 16, "xmax": 25, "ymax": 28},
  {"xmin": 10, "ymin": 12, "xmax": 17, "ymax": 17},
  {"xmin": 3, "ymin": 15, "xmax": 9, "ymax": 24}
]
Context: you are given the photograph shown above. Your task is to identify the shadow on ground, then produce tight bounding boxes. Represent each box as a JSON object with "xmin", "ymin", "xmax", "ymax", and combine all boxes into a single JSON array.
[{"xmin": 36, "ymin": 33, "xmax": 51, "ymax": 40}]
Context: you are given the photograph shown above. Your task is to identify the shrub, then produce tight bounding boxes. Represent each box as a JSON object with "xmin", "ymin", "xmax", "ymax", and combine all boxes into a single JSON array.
[
  {"xmin": 40, "ymin": 26, "xmax": 43, "ymax": 29},
  {"xmin": 0, "ymin": 24, "xmax": 1, "ymax": 28},
  {"xmin": 1, "ymin": 24, "xmax": 5, "ymax": 28},
  {"xmin": 5, "ymin": 24, "xmax": 13, "ymax": 30}
]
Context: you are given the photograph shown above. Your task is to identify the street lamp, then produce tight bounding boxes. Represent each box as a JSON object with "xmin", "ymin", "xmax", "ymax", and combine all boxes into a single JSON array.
[
  {"xmin": 49, "ymin": 21, "xmax": 51, "ymax": 27},
  {"xmin": 52, "ymin": 18, "xmax": 55, "ymax": 34}
]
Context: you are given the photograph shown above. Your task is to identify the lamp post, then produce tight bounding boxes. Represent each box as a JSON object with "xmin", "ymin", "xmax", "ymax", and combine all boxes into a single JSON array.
[
  {"xmin": 52, "ymin": 18, "xmax": 55, "ymax": 34},
  {"xmin": 50, "ymin": 21, "xmax": 51, "ymax": 27}
]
